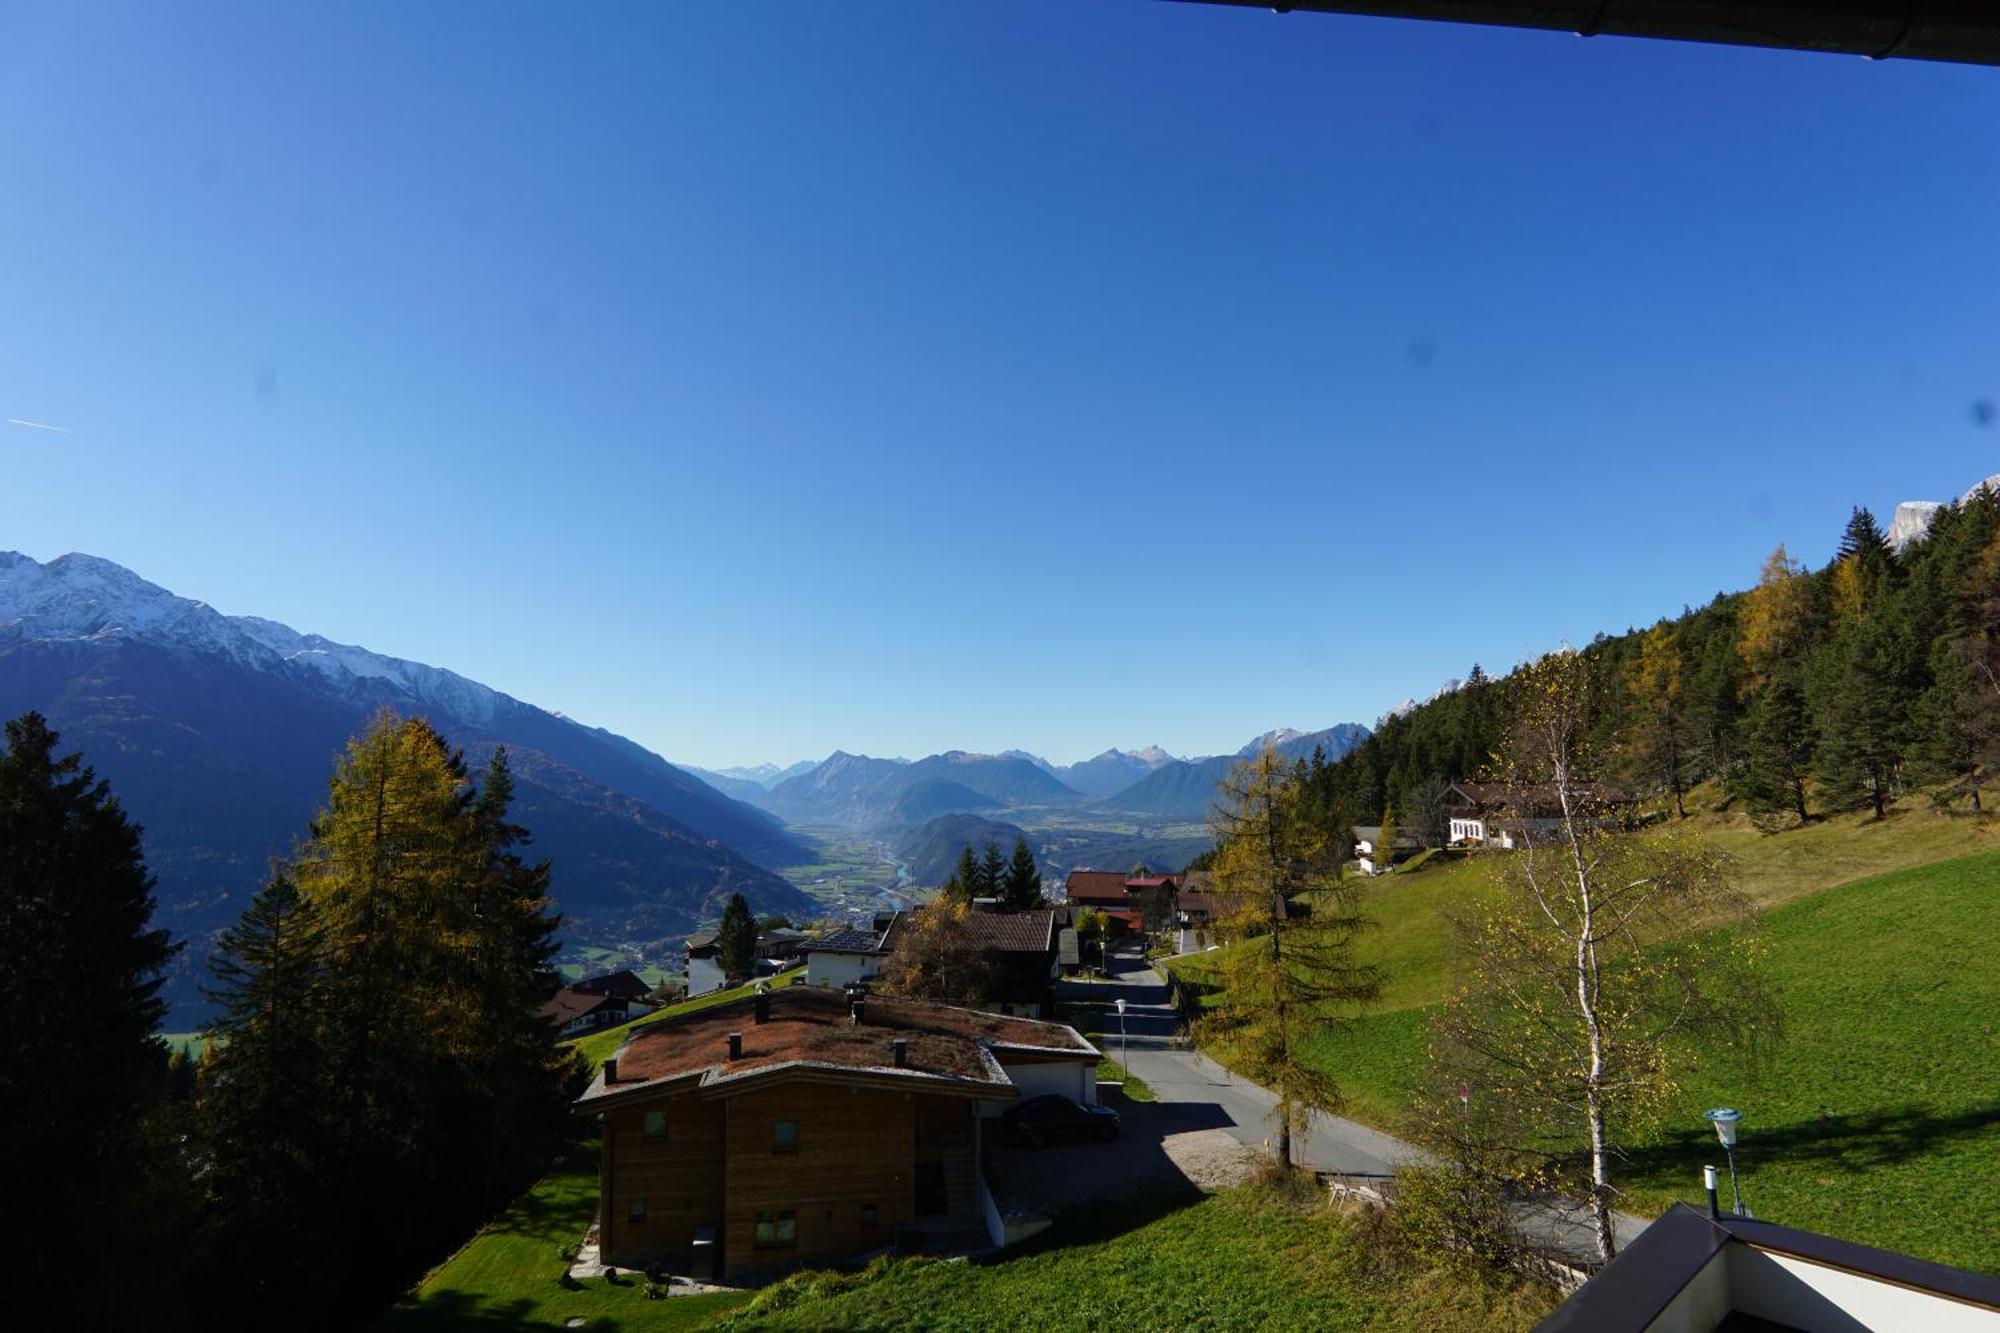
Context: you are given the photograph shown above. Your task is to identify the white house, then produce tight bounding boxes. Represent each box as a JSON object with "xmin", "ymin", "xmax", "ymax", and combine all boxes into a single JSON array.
[
  {"xmin": 802, "ymin": 915, "xmax": 901, "ymax": 989},
  {"xmin": 683, "ymin": 932, "xmax": 727, "ymax": 998}
]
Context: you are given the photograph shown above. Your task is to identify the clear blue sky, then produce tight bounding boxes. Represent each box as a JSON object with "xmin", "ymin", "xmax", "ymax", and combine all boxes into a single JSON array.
[{"xmin": 4, "ymin": 2, "xmax": 1997, "ymax": 770}]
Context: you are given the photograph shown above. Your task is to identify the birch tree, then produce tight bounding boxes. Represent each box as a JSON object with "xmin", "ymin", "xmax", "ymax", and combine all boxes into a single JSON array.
[{"xmin": 1429, "ymin": 651, "xmax": 1772, "ymax": 1262}]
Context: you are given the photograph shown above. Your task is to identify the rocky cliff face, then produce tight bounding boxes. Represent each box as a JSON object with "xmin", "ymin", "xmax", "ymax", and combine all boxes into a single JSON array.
[{"xmin": 1886, "ymin": 476, "xmax": 2000, "ymax": 552}]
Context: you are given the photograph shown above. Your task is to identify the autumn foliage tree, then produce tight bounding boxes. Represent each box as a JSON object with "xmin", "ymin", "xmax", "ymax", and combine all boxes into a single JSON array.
[
  {"xmin": 1425, "ymin": 652, "xmax": 1772, "ymax": 1262},
  {"xmin": 198, "ymin": 712, "xmax": 576, "ymax": 1325},
  {"xmin": 1200, "ymin": 750, "xmax": 1381, "ymax": 1169},
  {"xmin": 877, "ymin": 898, "xmax": 993, "ymax": 1003}
]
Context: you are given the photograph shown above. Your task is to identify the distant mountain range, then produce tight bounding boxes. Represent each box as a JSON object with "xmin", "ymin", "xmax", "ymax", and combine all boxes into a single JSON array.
[
  {"xmin": 759, "ymin": 750, "xmax": 1078, "ymax": 827},
  {"xmin": 0, "ymin": 552, "xmax": 815, "ymax": 1022},
  {"xmin": 708, "ymin": 725, "xmax": 1371, "ymax": 829}
]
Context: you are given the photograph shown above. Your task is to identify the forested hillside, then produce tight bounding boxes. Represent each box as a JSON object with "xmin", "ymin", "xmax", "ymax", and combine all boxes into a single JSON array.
[{"xmin": 1307, "ymin": 493, "xmax": 2000, "ymax": 828}]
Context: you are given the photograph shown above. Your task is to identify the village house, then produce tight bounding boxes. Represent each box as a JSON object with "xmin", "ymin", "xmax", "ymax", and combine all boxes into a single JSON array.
[
  {"xmin": 952, "ymin": 906, "xmax": 1063, "ymax": 1017},
  {"xmin": 540, "ymin": 972, "xmax": 658, "ymax": 1038},
  {"xmin": 802, "ymin": 913, "xmax": 899, "ymax": 990},
  {"xmin": 1441, "ymin": 780, "xmax": 1630, "ymax": 849},
  {"xmin": 803, "ymin": 908, "xmax": 1064, "ymax": 1017},
  {"xmin": 684, "ymin": 932, "xmax": 726, "ymax": 998},
  {"xmin": 577, "ymin": 986, "xmax": 1101, "ymax": 1283},
  {"xmin": 1060, "ymin": 869, "xmax": 1184, "ymax": 936}
]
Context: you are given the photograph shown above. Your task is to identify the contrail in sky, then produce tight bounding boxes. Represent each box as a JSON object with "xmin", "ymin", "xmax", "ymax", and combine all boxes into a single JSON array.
[{"xmin": 6, "ymin": 418, "xmax": 69, "ymax": 432}]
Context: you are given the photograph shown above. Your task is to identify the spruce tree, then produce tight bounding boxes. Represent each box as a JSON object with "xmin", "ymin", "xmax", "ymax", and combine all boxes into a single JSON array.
[
  {"xmin": 1742, "ymin": 672, "xmax": 1814, "ymax": 822},
  {"xmin": 1837, "ymin": 505, "xmax": 1892, "ymax": 565},
  {"xmin": 1814, "ymin": 620, "xmax": 1911, "ymax": 818},
  {"xmin": 0, "ymin": 712, "xmax": 183, "ymax": 1326},
  {"xmin": 717, "ymin": 891, "xmax": 759, "ymax": 979},
  {"xmin": 200, "ymin": 873, "xmax": 334, "ymax": 1315},
  {"xmin": 979, "ymin": 841, "xmax": 1006, "ymax": 900},
  {"xmin": 942, "ymin": 844, "xmax": 982, "ymax": 904},
  {"xmin": 1000, "ymin": 837, "xmax": 1043, "ymax": 910}
]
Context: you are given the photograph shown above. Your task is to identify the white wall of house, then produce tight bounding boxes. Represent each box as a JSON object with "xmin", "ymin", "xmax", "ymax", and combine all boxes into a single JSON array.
[
  {"xmin": 804, "ymin": 950, "xmax": 880, "ymax": 990},
  {"xmin": 980, "ymin": 1058, "xmax": 1096, "ymax": 1114},
  {"xmin": 686, "ymin": 954, "xmax": 727, "ymax": 998}
]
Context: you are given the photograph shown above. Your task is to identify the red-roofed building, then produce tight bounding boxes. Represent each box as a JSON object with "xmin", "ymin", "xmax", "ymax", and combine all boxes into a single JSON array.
[{"xmin": 577, "ymin": 986, "xmax": 1100, "ymax": 1282}]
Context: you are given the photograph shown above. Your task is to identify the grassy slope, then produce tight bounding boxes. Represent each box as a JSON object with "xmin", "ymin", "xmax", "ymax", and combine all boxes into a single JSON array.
[
  {"xmin": 568, "ymin": 968, "xmax": 805, "ymax": 1068},
  {"xmin": 721, "ymin": 1185, "xmax": 1553, "ymax": 1332},
  {"xmin": 1170, "ymin": 806, "xmax": 2000, "ymax": 1272},
  {"xmin": 378, "ymin": 1144, "xmax": 751, "ymax": 1331}
]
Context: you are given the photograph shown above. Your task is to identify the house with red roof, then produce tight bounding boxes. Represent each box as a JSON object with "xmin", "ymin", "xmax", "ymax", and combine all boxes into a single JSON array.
[{"xmin": 576, "ymin": 986, "xmax": 1100, "ymax": 1282}]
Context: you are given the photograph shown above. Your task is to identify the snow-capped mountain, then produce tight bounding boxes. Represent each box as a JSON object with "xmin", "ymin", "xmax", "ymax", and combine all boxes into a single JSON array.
[
  {"xmin": 1, "ymin": 551, "xmax": 506, "ymax": 722},
  {"xmin": 0, "ymin": 550, "xmax": 813, "ymax": 1022}
]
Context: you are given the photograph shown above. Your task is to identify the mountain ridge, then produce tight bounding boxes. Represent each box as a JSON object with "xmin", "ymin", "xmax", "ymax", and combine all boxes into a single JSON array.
[{"xmin": 0, "ymin": 551, "xmax": 815, "ymax": 1021}]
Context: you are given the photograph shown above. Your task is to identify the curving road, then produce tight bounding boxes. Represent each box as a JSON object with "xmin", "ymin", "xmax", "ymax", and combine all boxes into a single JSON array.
[{"xmin": 1066, "ymin": 941, "xmax": 1647, "ymax": 1262}]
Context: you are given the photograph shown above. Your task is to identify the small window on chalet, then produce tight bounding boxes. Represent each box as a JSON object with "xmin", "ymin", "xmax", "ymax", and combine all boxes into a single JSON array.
[
  {"xmin": 628, "ymin": 1197, "xmax": 647, "ymax": 1222},
  {"xmin": 643, "ymin": 1109, "xmax": 667, "ymax": 1141},
  {"xmin": 754, "ymin": 1209, "xmax": 797, "ymax": 1247},
  {"xmin": 862, "ymin": 1203, "xmax": 878, "ymax": 1228},
  {"xmin": 773, "ymin": 1118, "xmax": 798, "ymax": 1152}
]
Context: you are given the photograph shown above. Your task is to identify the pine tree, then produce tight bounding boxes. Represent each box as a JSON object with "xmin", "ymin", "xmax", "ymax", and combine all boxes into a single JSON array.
[
  {"xmin": 201, "ymin": 873, "xmax": 334, "ymax": 1315},
  {"xmin": 941, "ymin": 844, "xmax": 981, "ymax": 904},
  {"xmin": 1000, "ymin": 837, "xmax": 1043, "ymax": 910},
  {"xmin": 1837, "ymin": 505, "xmax": 1892, "ymax": 564},
  {"xmin": 1814, "ymin": 620, "xmax": 1911, "ymax": 818},
  {"xmin": 980, "ymin": 841, "xmax": 1006, "ymax": 901},
  {"xmin": 1742, "ymin": 672, "xmax": 1814, "ymax": 822},
  {"xmin": 718, "ymin": 891, "xmax": 759, "ymax": 979},
  {"xmin": 0, "ymin": 712, "xmax": 184, "ymax": 1326}
]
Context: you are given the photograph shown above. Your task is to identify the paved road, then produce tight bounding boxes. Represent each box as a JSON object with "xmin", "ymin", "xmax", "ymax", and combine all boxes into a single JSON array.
[{"xmin": 1065, "ymin": 943, "xmax": 1647, "ymax": 1260}]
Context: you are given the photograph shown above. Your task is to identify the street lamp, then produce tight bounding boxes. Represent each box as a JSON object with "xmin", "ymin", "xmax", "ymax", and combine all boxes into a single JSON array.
[
  {"xmin": 1705, "ymin": 1107, "xmax": 1748, "ymax": 1217},
  {"xmin": 1114, "ymin": 997, "xmax": 1128, "ymax": 1084}
]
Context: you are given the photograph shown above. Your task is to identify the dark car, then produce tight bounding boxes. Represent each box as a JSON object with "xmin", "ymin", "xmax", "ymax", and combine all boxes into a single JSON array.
[{"xmin": 1002, "ymin": 1094, "xmax": 1120, "ymax": 1146}]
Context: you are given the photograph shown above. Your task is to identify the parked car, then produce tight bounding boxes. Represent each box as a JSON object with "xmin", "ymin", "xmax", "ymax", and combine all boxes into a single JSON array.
[{"xmin": 1002, "ymin": 1094, "xmax": 1120, "ymax": 1146}]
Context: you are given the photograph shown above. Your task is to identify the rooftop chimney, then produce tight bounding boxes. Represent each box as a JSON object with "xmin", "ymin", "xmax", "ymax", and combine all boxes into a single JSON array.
[
  {"xmin": 754, "ymin": 993, "xmax": 771, "ymax": 1025},
  {"xmin": 727, "ymin": 1032, "xmax": 743, "ymax": 1061},
  {"xmin": 891, "ymin": 1038, "xmax": 908, "ymax": 1068},
  {"xmin": 603, "ymin": 1058, "xmax": 619, "ymax": 1084}
]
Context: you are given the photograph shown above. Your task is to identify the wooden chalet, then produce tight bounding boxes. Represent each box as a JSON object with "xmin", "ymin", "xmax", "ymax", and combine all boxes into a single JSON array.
[
  {"xmin": 577, "ymin": 986, "xmax": 1100, "ymax": 1283},
  {"xmin": 1441, "ymin": 780, "xmax": 1631, "ymax": 848}
]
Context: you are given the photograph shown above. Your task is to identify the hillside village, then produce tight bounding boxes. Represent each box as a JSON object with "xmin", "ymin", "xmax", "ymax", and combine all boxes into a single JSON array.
[
  {"xmin": 12, "ymin": 2, "xmax": 2000, "ymax": 1330},
  {"xmin": 15, "ymin": 484, "xmax": 2000, "ymax": 1332}
]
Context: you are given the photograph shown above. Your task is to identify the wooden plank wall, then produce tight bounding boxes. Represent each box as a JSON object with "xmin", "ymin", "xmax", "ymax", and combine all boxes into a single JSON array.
[
  {"xmin": 600, "ymin": 1089, "xmax": 725, "ymax": 1270},
  {"xmin": 722, "ymin": 1082, "xmax": 924, "ymax": 1280}
]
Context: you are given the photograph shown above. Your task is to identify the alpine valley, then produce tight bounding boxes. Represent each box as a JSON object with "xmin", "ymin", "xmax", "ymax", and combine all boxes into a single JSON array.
[{"xmin": 0, "ymin": 550, "xmax": 1367, "ymax": 1022}]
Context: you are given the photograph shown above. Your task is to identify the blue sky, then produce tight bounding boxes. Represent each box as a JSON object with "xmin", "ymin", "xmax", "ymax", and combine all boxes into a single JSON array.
[{"xmin": 4, "ymin": 2, "xmax": 1997, "ymax": 770}]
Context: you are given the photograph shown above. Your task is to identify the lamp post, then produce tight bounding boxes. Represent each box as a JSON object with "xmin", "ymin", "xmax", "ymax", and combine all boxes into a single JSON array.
[
  {"xmin": 1115, "ymin": 997, "xmax": 1128, "ymax": 1084},
  {"xmin": 1706, "ymin": 1107, "xmax": 1747, "ymax": 1216}
]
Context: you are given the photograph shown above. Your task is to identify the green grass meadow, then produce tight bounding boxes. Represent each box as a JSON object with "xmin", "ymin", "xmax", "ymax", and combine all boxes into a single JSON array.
[{"xmin": 1171, "ymin": 815, "xmax": 2000, "ymax": 1273}]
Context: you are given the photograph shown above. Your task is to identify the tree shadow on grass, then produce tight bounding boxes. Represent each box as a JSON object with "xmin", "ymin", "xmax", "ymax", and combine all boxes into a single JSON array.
[
  {"xmin": 378, "ymin": 1292, "xmax": 570, "ymax": 1331},
  {"xmin": 1619, "ymin": 1102, "xmax": 2000, "ymax": 1183}
]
